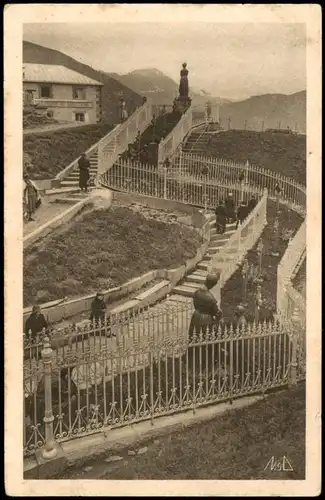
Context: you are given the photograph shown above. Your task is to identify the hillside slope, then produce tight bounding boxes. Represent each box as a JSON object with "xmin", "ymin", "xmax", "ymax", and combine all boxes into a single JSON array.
[
  {"xmin": 219, "ymin": 91, "xmax": 306, "ymax": 133},
  {"xmin": 199, "ymin": 130, "xmax": 306, "ymax": 185},
  {"xmin": 23, "ymin": 41, "xmax": 143, "ymax": 123}
]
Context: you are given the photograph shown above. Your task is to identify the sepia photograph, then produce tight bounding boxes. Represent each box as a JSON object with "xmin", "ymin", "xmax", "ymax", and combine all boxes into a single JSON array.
[{"xmin": 4, "ymin": 4, "xmax": 321, "ymax": 497}]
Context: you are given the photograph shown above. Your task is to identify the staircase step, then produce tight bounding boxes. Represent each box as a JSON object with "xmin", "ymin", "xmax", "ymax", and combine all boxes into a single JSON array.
[
  {"xmin": 192, "ymin": 269, "xmax": 208, "ymax": 277},
  {"xmin": 61, "ymin": 180, "xmax": 79, "ymax": 186},
  {"xmin": 187, "ymin": 274, "xmax": 207, "ymax": 284},
  {"xmin": 197, "ymin": 261, "xmax": 210, "ymax": 270},
  {"xmin": 172, "ymin": 284, "xmax": 201, "ymax": 297}
]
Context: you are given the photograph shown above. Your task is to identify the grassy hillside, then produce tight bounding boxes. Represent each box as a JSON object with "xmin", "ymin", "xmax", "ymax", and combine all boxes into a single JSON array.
[
  {"xmin": 23, "ymin": 123, "xmax": 114, "ymax": 179},
  {"xmin": 219, "ymin": 91, "xmax": 306, "ymax": 133},
  {"xmin": 23, "ymin": 204, "xmax": 202, "ymax": 306},
  {"xmin": 201, "ymin": 130, "xmax": 306, "ymax": 185},
  {"xmin": 23, "ymin": 41, "xmax": 143, "ymax": 123},
  {"xmin": 59, "ymin": 385, "xmax": 305, "ymax": 480}
]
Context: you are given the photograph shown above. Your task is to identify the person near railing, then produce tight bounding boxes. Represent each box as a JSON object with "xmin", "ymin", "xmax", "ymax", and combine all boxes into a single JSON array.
[
  {"xmin": 188, "ymin": 274, "xmax": 222, "ymax": 343},
  {"xmin": 23, "ymin": 172, "xmax": 40, "ymax": 222},
  {"xmin": 247, "ymin": 195, "xmax": 257, "ymax": 213},
  {"xmin": 236, "ymin": 201, "xmax": 249, "ymax": 229},
  {"xmin": 215, "ymin": 200, "xmax": 227, "ymax": 234},
  {"xmin": 25, "ymin": 305, "xmax": 48, "ymax": 339},
  {"xmin": 90, "ymin": 292, "xmax": 106, "ymax": 326},
  {"xmin": 78, "ymin": 153, "xmax": 90, "ymax": 193},
  {"xmin": 224, "ymin": 192, "xmax": 236, "ymax": 223}
]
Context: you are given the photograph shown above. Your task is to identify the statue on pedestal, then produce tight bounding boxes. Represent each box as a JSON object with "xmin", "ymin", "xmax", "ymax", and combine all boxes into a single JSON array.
[{"xmin": 179, "ymin": 62, "xmax": 189, "ymax": 99}]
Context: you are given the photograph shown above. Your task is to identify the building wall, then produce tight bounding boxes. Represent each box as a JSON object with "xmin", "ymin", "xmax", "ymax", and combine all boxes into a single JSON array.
[{"xmin": 23, "ymin": 82, "xmax": 101, "ymax": 124}]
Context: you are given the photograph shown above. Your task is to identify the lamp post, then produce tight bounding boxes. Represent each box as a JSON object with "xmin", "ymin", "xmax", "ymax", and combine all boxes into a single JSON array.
[
  {"xmin": 254, "ymin": 285, "xmax": 263, "ymax": 324},
  {"xmin": 239, "ymin": 170, "xmax": 245, "ymax": 203},
  {"xmin": 257, "ymin": 239, "xmax": 264, "ymax": 277},
  {"xmin": 271, "ymin": 217, "xmax": 280, "ymax": 257},
  {"xmin": 201, "ymin": 165, "xmax": 209, "ymax": 214},
  {"xmin": 275, "ymin": 182, "xmax": 281, "ymax": 215},
  {"xmin": 241, "ymin": 258, "xmax": 249, "ymax": 306}
]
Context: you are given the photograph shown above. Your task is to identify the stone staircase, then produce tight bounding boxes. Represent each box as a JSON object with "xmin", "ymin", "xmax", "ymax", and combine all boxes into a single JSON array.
[
  {"xmin": 171, "ymin": 215, "xmax": 237, "ymax": 298},
  {"xmin": 60, "ymin": 150, "xmax": 99, "ymax": 188},
  {"xmin": 182, "ymin": 125, "xmax": 222, "ymax": 155}
]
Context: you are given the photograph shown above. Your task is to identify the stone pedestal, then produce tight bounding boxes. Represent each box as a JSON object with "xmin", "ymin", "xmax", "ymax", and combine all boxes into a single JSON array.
[{"xmin": 173, "ymin": 96, "xmax": 192, "ymax": 114}]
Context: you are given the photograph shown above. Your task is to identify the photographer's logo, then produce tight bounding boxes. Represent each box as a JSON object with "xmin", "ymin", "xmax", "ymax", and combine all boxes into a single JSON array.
[{"xmin": 264, "ymin": 456, "xmax": 294, "ymax": 472}]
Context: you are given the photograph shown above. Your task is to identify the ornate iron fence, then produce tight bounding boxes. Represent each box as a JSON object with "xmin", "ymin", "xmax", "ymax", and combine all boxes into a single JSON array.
[
  {"xmin": 209, "ymin": 190, "xmax": 268, "ymax": 302},
  {"xmin": 24, "ymin": 300, "xmax": 305, "ymax": 459},
  {"xmin": 99, "ymin": 158, "xmax": 264, "ymax": 211},
  {"xmin": 276, "ymin": 221, "xmax": 306, "ymax": 327},
  {"xmin": 170, "ymin": 152, "xmax": 306, "ymax": 215}
]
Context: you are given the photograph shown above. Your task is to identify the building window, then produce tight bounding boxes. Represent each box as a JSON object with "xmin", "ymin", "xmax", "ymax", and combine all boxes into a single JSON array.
[
  {"xmin": 40, "ymin": 85, "xmax": 52, "ymax": 98},
  {"xmin": 73, "ymin": 87, "xmax": 86, "ymax": 100},
  {"xmin": 75, "ymin": 112, "xmax": 85, "ymax": 122}
]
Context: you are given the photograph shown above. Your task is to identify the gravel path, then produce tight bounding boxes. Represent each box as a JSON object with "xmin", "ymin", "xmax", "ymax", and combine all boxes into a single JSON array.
[{"xmin": 23, "ymin": 197, "xmax": 77, "ymax": 237}]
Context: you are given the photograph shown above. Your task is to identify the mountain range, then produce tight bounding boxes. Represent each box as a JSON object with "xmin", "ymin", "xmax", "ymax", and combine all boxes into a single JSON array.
[
  {"xmin": 23, "ymin": 41, "xmax": 306, "ymax": 132},
  {"xmin": 219, "ymin": 91, "xmax": 306, "ymax": 133},
  {"xmin": 108, "ymin": 68, "xmax": 232, "ymax": 106}
]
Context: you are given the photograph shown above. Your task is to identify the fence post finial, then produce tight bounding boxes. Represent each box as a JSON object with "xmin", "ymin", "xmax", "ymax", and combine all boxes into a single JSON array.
[{"xmin": 41, "ymin": 337, "xmax": 58, "ymax": 460}]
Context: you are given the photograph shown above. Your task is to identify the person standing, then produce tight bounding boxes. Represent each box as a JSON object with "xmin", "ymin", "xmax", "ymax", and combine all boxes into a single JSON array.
[
  {"xmin": 23, "ymin": 173, "xmax": 38, "ymax": 222},
  {"xmin": 247, "ymin": 196, "xmax": 257, "ymax": 214},
  {"xmin": 188, "ymin": 274, "xmax": 222, "ymax": 343},
  {"xmin": 90, "ymin": 292, "xmax": 106, "ymax": 325},
  {"xmin": 236, "ymin": 201, "xmax": 249, "ymax": 229},
  {"xmin": 224, "ymin": 192, "xmax": 236, "ymax": 223},
  {"xmin": 25, "ymin": 305, "xmax": 48, "ymax": 339},
  {"xmin": 78, "ymin": 153, "xmax": 90, "ymax": 193}
]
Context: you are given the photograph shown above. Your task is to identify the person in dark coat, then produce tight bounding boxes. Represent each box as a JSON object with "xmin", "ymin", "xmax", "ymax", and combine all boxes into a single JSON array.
[
  {"xmin": 224, "ymin": 192, "xmax": 236, "ymax": 223},
  {"xmin": 188, "ymin": 274, "xmax": 222, "ymax": 343},
  {"xmin": 247, "ymin": 196, "xmax": 257, "ymax": 214},
  {"xmin": 90, "ymin": 292, "xmax": 106, "ymax": 325},
  {"xmin": 23, "ymin": 173, "xmax": 39, "ymax": 221},
  {"xmin": 25, "ymin": 305, "xmax": 48, "ymax": 339},
  {"xmin": 215, "ymin": 201, "xmax": 226, "ymax": 234},
  {"xmin": 236, "ymin": 201, "xmax": 249, "ymax": 229},
  {"xmin": 78, "ymin": 153, "xmax": 90, "ymax": 193}
]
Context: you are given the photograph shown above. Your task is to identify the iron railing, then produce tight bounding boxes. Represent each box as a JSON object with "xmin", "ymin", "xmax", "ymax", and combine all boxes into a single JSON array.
[
  {"xmin": 277, "ymin": 221, "xmax": 306, "ymax": 326},
  {"xmin": 23, "ymin": 300, "xmax": 304, "ymax": 458}
]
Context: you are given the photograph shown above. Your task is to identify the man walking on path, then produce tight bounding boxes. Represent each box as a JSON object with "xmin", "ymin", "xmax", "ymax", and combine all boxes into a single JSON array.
[{"xmin": 78, "ymin": 153, "xmax": 90, "ymax": 193}]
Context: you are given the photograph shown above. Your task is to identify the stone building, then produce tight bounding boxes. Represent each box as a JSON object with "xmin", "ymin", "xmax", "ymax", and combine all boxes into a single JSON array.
[{"xmin": 23, "ymin": 63, "xmax": 103, "ymax": 124}]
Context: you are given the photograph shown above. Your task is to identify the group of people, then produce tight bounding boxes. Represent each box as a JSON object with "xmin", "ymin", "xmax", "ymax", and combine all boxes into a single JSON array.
[
  {"xmin": 24, "ymin": 292, "xmax": 112, "ymax": 340},
  {"xmin": 215, "ymin": 192, "xmax": 258, "ymax": 234},
  {"xmin": 23, "ymin": 172, "xmax": 41, "ymax": 222}
]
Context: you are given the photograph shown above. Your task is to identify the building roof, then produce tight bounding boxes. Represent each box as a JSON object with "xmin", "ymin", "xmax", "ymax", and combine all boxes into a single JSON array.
[{"xmin": 23, "ymin": 63, "xmax": 103, "ymax": 86}]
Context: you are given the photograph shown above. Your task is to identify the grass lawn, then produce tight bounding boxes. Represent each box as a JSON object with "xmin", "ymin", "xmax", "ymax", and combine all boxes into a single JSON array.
[
  {"xmin": 59, "ymin": 384, "xmax": 305, "ymax": 480},
  {"xmin": 23, "ymin": 123, "xmax": 114, "ymax": 179},
  {"xmin": 23, "ymin": 204, "xmax": 202, "ymax": 307},
  {"xmin": 204, "ymin": 130, "xmax": 306, "ymax": 186}
]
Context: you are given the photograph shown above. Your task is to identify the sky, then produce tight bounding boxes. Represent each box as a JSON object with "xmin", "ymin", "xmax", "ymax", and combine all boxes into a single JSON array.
[{"xmin": 23, "ymin": 22, "xmax": 306, "ymax": 100}]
